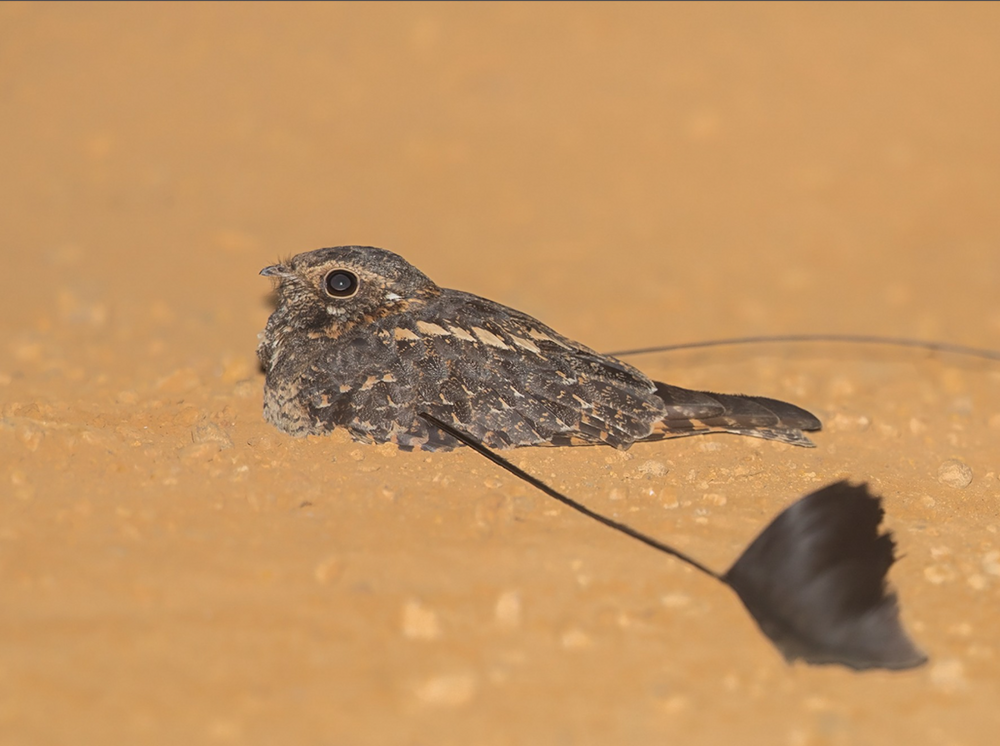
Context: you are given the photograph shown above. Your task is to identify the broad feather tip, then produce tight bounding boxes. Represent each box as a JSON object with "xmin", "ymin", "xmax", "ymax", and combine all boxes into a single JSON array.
[{"xmin": 724, "ymin": 481, "xmax": 927, "ymax": 671}]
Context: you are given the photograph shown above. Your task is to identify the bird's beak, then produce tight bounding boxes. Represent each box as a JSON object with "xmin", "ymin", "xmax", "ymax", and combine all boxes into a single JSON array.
[{"xmin": 260, "ymin": 264, "xmax": 286, "ymax": 277}]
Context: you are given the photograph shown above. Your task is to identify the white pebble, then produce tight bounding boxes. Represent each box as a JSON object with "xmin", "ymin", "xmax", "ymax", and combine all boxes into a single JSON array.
[
  {"xmin": 414, "ymin": 673, "xmax": 477, "ymax": 706},
  {"xmin": 561, "ymin": 628, "xmax": 593, "ymax": 649},
  {"xmin": 313, "ymin": 556, "xmax": 344, "ymax": 584},
  {"xmin": 929, "ymin": 659, "xmax": 967, "ymax": 693},
  {"xmin": 637, "ymin": 460, "xmax": 669, "ymax": 477},
  {"xmin": 402, "ymin": 600, "xmax": 441, "ymax": 640},
  {"xmin": 938, "ymin": 459, "xmax": 973, "ymax": 488},
  {"xmin": 982, "ymin": 551, "xmax": 1000, "ymax": 577},
  {"xmin": 495, "ymin": 590, "xmax": 522, "ymax": 629}
]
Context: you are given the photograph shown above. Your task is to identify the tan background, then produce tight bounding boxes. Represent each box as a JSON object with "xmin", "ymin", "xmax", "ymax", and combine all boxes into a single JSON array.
[{"xmin": 2, "ymin": 3, "xmax": 1000, "ymax": 744}]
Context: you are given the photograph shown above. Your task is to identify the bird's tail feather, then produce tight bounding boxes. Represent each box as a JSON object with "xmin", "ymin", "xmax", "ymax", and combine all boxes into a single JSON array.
[{"xmin": 647, "ymin": 382, "xmax": 822, "ymax": 448}]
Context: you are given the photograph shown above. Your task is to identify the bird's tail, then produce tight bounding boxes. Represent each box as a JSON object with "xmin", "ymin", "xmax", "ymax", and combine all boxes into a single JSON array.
[{"xmin": 646, "ymin": 382, "xmax": 822, "ymax": 447}]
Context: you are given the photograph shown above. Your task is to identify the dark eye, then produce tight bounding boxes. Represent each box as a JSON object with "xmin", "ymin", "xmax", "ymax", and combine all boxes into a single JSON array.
[{"xmin": 324, "ymin": 270, "xmax": 359, "ymax": 298}]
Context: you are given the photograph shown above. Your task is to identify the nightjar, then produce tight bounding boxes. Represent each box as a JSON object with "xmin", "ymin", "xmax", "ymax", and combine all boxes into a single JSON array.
[{"xmin": 258, "ymin": 246, "xmax": 821, "ymax": 451}]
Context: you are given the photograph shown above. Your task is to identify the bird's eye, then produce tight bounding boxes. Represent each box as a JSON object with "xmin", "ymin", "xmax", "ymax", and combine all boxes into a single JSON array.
[{"xmin": 324, "ymin": 270, "xmax": 359, "ymax": 298}]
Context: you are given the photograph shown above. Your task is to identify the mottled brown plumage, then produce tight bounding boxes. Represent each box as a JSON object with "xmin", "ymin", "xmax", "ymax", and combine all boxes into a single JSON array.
[{"xmin": 258, "ymin": 246, "xmax": 821, "ymax": 451}]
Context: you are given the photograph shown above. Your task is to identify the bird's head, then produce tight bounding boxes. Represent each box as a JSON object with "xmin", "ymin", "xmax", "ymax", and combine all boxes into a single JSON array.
[{"xmin": 260, "ymin": 245, "xmax": 440, "ymax": 336}]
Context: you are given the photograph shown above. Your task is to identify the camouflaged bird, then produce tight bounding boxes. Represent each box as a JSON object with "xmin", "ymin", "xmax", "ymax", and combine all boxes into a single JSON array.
[{"xmin": 258, "ymin": 246, "xmax": 821, "ymax": 451}]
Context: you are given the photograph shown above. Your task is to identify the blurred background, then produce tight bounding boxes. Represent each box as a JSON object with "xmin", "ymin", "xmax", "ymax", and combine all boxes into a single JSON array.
[
  {"xmin": 2, "ymin": 3, "xmax": 999, "ymax": 745},
  {"xmin": 5, "ymin": 2, "xmax": 999, "ymax": 358}
]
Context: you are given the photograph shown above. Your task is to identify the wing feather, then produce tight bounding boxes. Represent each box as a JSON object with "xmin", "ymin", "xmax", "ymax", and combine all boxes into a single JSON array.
[{"xmin": 299, "ymin": 290, "xmax": 667, "ymax": 450}]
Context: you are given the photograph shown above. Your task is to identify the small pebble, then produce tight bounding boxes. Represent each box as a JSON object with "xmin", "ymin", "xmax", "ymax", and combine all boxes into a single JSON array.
[
  {"xmin": 116, "ymin": 390, "xmax": 139, "ymax": 405},
  {"xmin": 313, "ymin": 556, "xmax": 344, "ymax": 584},
  {"xmin": 402, "ymin": 600, "xmax": 441, "ymax": 640},
  {"xmin": 929, "ymin": 658, "xmax": 967, "ymax": 693},
  {"xmin": 827, "ymin": 412, "xmax": 871, "ymax": 432},
  {"xmin": 967, "ymin": 574, "xmax": 987, "ymax": 591},
  {"xmin": 192, "ymin": 421, "xmax": 233, "ymax": 449},
  {"xmin": 561, "ymin": 628, "xmax": 593, "ymax": 650},
  {"xmin": 233, "ymin": 380, "xmax": 254, "ymax": 398},
  {"xmin": 495, "ymin": 590, "xmax": 522, "ymax": 629},
  {"xmin": 637, "ymin": 460, "xmax": 668, "ymax": 477},
  {"xmin": 937, "ymin": 459, "xmax": 973, "ymax": 488},
  {"xmin": 414, "ymin": 673, "xmax": 477, "ymax": 707},
  {"xmin": 982, "ymin": 551, "xmax": 1000, "ymax": 577},
  {"xmin": 247, "ymin": 435, "xmax": 273, "ymax": 451},
  {"xmin": 657, "ymin": 695, "xmax": 690, "ymax": 714},
  {"xmin": 661, "ymin": 593, "xmax": 691, "ymax": 608},
  {"xmin": 924, "ymin": 565, "xmax": 955, "ymax": 585}
]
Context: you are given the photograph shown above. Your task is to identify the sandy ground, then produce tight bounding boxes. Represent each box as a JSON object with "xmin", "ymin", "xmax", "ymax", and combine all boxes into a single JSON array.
[{"xmin": 2, "ymin": 3, "xmax": 1000, "ymax": 744}]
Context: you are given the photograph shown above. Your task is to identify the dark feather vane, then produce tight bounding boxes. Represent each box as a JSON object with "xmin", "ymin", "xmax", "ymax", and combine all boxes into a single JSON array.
[
  {"xmin": 724, "ymin": 481, "xmax": 927, "ymax": 670},
  {"xmin": 423, "ymin": 413, "xmax": 926, "ymax": 672}
]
